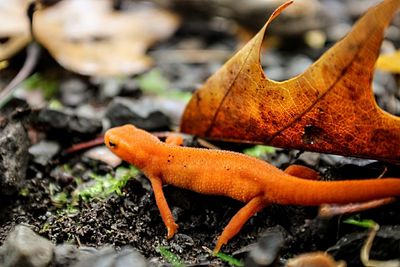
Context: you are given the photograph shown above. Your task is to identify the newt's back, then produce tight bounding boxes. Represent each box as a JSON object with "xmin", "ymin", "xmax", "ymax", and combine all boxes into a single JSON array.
[{"xmin": 155, "ymin": 142, "xmax": 287, "ymax": 202}]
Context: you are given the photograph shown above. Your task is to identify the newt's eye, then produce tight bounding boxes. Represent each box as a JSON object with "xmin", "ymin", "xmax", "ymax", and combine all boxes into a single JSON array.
[{"xmin": 108, "ymin": 140, "xmax": 117, "ymax": 148}]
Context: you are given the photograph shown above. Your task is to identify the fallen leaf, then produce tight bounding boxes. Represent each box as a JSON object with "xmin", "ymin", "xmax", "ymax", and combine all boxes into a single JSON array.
[
  {"xmin": 0, "ymin": 0, "xmax": 31, "ymax": 60},
  {"xmin": 376, "ymin": 50, "xmax": 400, "ymax": 73},
  {"xmin": 286, "ymin": 252, "xmax": 346, "ymax": 267},
  {"xmin": 33, "ymin": 0, "xmax": 180, "ymax": 76},
  {"xmin": 181, "ymin": 0, "xmax": 400, "ymax": 161}
]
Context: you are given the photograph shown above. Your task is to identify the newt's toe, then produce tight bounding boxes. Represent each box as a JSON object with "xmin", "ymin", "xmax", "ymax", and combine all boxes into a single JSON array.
[
  {"xmin": 166, "ymin": 223, "xmax": 179, "ymax": 239},
  {"xmin": 213, "ymin": 237, "xmax": 227, "ymax": 254}
]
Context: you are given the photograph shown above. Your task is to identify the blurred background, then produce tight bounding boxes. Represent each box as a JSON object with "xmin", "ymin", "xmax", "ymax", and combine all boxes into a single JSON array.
[{"xmin": 1, "ymin": 0, "xmax": 399, "ymax": 126}]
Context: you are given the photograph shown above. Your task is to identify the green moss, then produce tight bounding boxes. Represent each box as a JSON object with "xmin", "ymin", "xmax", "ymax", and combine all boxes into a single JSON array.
[
  {"xmin": 215, "ymin": 252, "xmax": 244, "ymax": 267},
  {"xmin": 137, "ymin": 69, "xmax": 191, "ymax": 102},
  {"xmin": 157, "ymin": 246, "xmax": 185, "ymax": 267},
  {"xmin": 52, "ymin": 191, "xmax": 69, "ymax": 207},
  {"xmin": 48, "ymin": 165, "xmax": 138, "ymax": 216},
  {"xmin": 343, "ymin": 216, "xmax": 377, "ymax": 229},
  {"xmin": 48, "ymin": 99, "xmax": 63, "ymax": 110},
  {"xmin": 243, "ymin": 145, "xmax": 275, "ymax": 158},
  {"xmin": 19, "ymin": 187, "xmax": 29, "ymax": 197},
  {"xmin": 76, "ymin": 166, "xmax": 139, "ymax": 202},
  {"xmin": 23, "ymin": 73, "xmax": 58, "ymax": 99},
  {"xmin": 40, "ymin": 223, "xmax": 51, "ymax": 233}
]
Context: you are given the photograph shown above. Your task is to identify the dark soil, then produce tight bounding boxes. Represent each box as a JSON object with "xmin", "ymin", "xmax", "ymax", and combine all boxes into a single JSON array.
[{"xmin": 1, "ymin": 149, "xmax": 400, "ymax": 266}]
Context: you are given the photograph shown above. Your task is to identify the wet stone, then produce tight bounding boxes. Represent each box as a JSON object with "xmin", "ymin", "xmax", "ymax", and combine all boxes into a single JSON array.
[
  {"xmin": 245, "ymin": 227, "xmax": 285, "ymax": 267},
  {"xmin": 119, "ymin": 79, "xmax": 142, "ymax": 97},
  {"xmin": 53, "ymin": 244, "xmax": 79, "ymax": 267},
  {"xmin": 345, "ymin": 0, "xmax": 381, "ymax": 18},
  {"xmin": 286, "ymin": 55, "xmax": 313, "ymax": 78},
  {"xmin": 326, "ymin": 23, "xmax": 352, "ymax": 42},
  {"xmin": 264, "ymin": 66, "xmax": 286, "ymax": 82},
  {"xmin": 96, "ymin": 78, "xmax": 125, "ymax": 99},
  {"xmin": 36, "ymin": 108, "xmax": 102, "ymax": 141},
  {"xmin": 0, "ymin": 225, "xmax": 54, "ymax": 267},
  {"xmin": 105, "ymin": 98, "xmax": 170, "ymax": 131},
  {"xmin": 53, "ymin": 245, "xmax": 98, "ymax": 267},
  {"xmin": 328, "ymin": 225, "xmax": 400, "ymax": 266},
  {"xmin": 295, "ymin": 152, "xmax": 321, "ymax": 167},
  {"xmin": 60, "ymin": 78, "xmax": 89, "ymax": 107},
  {"xmin": 229, "ymin": 0, "xmax": 328, "ymax": 35},
  {"xmin": 0, "ymin": 98, "xmax": 31, "ymax": 120},
  {"xmin": 28, "ymin": 140, "xmax": 60, "ymax": 166},
  {"xmin": 0, "ymin": 122, "xmax": 30, "ymax": 196},
  {"xmin": 71, "ymin": 246, "xmax": 148, "ymax": 267}
]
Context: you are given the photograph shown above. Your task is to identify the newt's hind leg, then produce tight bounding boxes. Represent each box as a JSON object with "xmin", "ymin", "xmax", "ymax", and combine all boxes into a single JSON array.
[
  {"xmin": 214, "ymin": 196, "xmax": 267, "ymax": 253},
  {"xmin": 284, "ymin": 165, "xmax": 320, "ymax": 180},
  {"xmin": 149, "ymin": 176, "xmax": 178, "ymax": 239},
  {"xmin": 165, "ymin": 134, "xmax": 184, "ymax": 146}
]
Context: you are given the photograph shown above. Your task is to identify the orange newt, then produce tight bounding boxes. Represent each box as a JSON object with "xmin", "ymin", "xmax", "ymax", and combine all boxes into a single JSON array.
[{"xmin": 104, "ymin": 124, "xmax": 400, "ymax": 252}]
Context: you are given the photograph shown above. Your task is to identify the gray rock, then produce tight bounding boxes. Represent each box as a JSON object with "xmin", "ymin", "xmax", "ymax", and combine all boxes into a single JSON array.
[
  {"xmin": 60, "ymin": 78, "xmax": 88, "ymax": 107},
  {"xmin": 326, "ymin": 23, "xmax": 352, "ymax": 42},
  {"xmin": 328, "ymin": 225, "xmax": 400, "ymax": 266},
  {"xmin": 53, "ymin": 245, "xmax": 97, "ymax": 267},
  {"xmin": 296, "ymin": 152, "xmax": 321, "ymax": 167},
  {"xmin": 53, "ymin": 244, "xmax": 79, "ymax": 267},
  {"xmin": 71, "ymin": 246, "xmax": 148, "ymax": 267},
  {"xmin": 0, "ymin": 122, "xmax": 30, "ymax": 195},
  {"xmin": 36, "ymin": 108, "xmax": 102, "ymax": 140},
  {"xmin": 261, "ymin": 51, "xmax": 284, "ymax": 68},
  {"xmin": 119, "ymin": 79, "xmax": 142, "ymax": 97},
  {"xmin": 345, "ymin": 0, "xmax": 381, "ymax": 18},
  {"xmin": 0, "ymin": 225, "xmax": 54, "ymax": 267},
  {"xmin": 264, "ymin": 66, "xmax": 286, "ymax": 81},
  {"xmin": 99, "ymin": 78, "xmax": 124, "ymax": 99},
  {"xmin": 286, "ymin": 55, "xmax": 313, "ymax": 78},
  {"xmin": 245, "ymin": 228, "xmax": 285, "ymax": 266},
  {"xmin": 29, "ymin": 140, "xmax": 60, "ymax": 166},
  {"xmin": 75, "ymin": 104, "xmax": 105, "ymax": 120},
  {"xmin": 105, "ymin": 98, "xmax": 170, "ymax": 131},
  {"xmin": 167, "ymin": 0, "xmax": 328, "ymax": 35},
  {"xmin": 373, "ymin": 70, "xmax": 397, "ymax": 94},
  {"xmin": 230, "ymin": 0, "xmax": 329, "ymax": 35}
]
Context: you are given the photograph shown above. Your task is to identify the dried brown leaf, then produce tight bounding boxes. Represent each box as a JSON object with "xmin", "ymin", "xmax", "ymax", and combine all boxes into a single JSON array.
[
  {"xmin": 181, "ymin": 0, "xmax": 400, "ymax": 161},
  {"xmin": 33, "ymin": 0, "xmax": 180, "ymax": 76}
]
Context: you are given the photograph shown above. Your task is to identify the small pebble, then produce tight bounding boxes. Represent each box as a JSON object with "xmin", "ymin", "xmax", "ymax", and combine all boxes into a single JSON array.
[
  {"xmin": 29, "ymin": 140, "xmax": 60, "ymax": 166},
  {"xmin": 105, "ymin": 97, "xmax": 171, "ymax": 130},
  {"xmin": 71, "ymin": 246, "xmax": 148, "ymax": 267},
  {"xmin": 245, "ymin": 229, "xmax": 285, "ymax": 266},
  {"xmin": 60, "ymin": 78, "xmax": 88, "ymax": 107},
  {"xmin": 0, "ymin": 225, "xmax": 54, "ymax": 267},
  {"xmin": 84, "ymin": 146, "xmax": 122, "ymax": 167}
]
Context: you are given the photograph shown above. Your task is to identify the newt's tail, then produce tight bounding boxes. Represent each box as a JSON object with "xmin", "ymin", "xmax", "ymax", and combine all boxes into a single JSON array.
[{"xmin": 269, "ymin": 176, "xmax": 400, "ymax": 205}]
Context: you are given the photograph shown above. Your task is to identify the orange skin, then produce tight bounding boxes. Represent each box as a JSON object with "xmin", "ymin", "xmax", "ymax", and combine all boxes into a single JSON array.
[{"xmin": 104, "ymin": 124, "xmax": 400, "ymax": 253}]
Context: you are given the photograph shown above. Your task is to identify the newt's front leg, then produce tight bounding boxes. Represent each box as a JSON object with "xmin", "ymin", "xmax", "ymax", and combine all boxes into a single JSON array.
[
  {"xmin": 149, "ymin": 176, "xmax": 178, "ymax": 239},
  {"xmin": 214, "ymin": 195, "xmax": 268, "ymax": 253}
]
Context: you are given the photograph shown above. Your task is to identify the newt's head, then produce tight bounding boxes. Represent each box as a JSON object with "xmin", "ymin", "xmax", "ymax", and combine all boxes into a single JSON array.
[{"xmin": 105, "ymin": 124, "xmax": 160, "ymax": 168}]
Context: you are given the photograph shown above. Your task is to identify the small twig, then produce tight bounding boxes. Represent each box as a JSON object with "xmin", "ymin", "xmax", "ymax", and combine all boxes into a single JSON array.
[
  {"xmin": 377, "ymin": 166, "xmax": 388, "ymax": 179},
  {"xmin": 360, "ymin": 223, "xmax": 400, "ymax": 267},
  {"xmin": 0, "ymin": 43, "xmax": 40, "ymax": 109},
  {"xmin": 0, "ymin": 1, "xmax": 40, "ymax": 109},
  {"xmin": 63, "ymin": 136, "xmax": 105, "ymax": 154},
  {"xmin": 75, "ymin": 235, "xmax": 82, "ymax": 247},
  {"xmin": 318, "ymin": 198, "xmax": 396, "ymax": 218}
]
